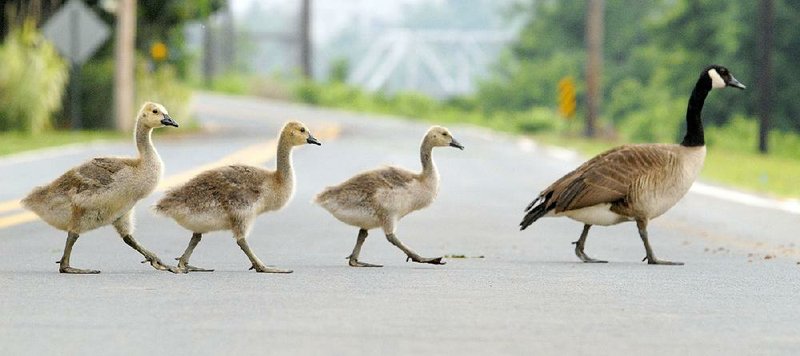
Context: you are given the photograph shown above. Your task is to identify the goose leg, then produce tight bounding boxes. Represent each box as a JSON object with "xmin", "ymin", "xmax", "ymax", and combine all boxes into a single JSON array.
[
  {"xmin": 58, "ymin": 232, "xmax": 100, "ymax": 274},
  {"xmin": 113, "ymin": 211, "xmax": 179, "ymax": 273},
  {"xmin": 385, "ymin": 233, "xmax": 445, "ymax": 265},
  {"xmin": 176, "ymin": 233, "xmax": 214, "ymax": 272},
  {"xmin": 636, "ymin": 219, "xmax": 683, "ymax": 266},
  {"xmin": 572, "ymin": 224, "xmax": 607, "ymax": 263},
  {"xmin": 347, "ymin": 229, "xmax": 382, "ymax": 267}
]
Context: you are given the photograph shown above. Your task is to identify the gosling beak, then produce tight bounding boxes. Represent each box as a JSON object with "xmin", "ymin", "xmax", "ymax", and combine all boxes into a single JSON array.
[
  {"xmin": 306, "ymin": 134, "xmax": 321, "ymax": 146},
  {"xmin": 727, "ymin": 75, "xmax": 746, "ymax": 90},
  {"xmin": 160, "ymin": 114, "xmax": 179, "ymax": 127},
  {"xmin": 449, "ymin": 139, "xmax": 464, "ymax": 150}
]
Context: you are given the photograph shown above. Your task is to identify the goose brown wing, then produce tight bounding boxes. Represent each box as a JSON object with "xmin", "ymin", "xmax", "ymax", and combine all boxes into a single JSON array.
[{"xmin": 549, "ymin": 145, "xmax": 676, "ymax": 213}]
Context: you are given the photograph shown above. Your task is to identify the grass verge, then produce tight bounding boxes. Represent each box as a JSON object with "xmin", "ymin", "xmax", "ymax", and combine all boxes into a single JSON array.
[{"xmin": 0, "ymin": 130, "xmax": 125, "ymax": 157}]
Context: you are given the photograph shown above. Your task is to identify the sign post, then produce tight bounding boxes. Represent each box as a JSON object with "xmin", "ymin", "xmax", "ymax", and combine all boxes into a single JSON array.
[{"xmin": 42, "ymin": 0, "xmax": 110, "ymax": 129}]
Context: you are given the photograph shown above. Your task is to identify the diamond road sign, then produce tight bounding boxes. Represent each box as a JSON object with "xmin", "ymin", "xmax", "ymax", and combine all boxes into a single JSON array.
[{"xmin": 42, "ymin": 0, "xmax": 110, "ymax": 65}]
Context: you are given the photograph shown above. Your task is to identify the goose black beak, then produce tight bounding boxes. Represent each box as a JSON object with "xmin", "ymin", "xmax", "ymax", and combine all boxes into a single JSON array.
[
  {"xmin": 727, "ymin": 76, "xmax": 746, "ymax": 90},
  {"xmin": 306, "ymin": 134, "xmax": 321, "ymax": 146},
  {"xmin": 161, "ymin": 114, "xmax": 179, "ymax": 127},
  {"xmin": 449, "ymin": 139, "xmax": 464, "ymax": 150}
]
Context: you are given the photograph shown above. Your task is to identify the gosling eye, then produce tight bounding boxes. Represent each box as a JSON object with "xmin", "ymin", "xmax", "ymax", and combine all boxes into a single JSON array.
[
  {"xmin": 443, "ymin": 133, "xmax": 449, "ymax": 137},
  {"xmin": 152, "ymin": 109, "xmax": 158, "ymax": 114},
  {"xmin": 300, "ymin": 127, "xmax": 306, "ymax": 133}
]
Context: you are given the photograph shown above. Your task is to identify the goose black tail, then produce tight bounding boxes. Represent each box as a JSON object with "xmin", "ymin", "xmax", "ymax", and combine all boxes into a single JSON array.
[{"xmin": 520, "ymin": 193, "xmax": 554, "ymax": 231}]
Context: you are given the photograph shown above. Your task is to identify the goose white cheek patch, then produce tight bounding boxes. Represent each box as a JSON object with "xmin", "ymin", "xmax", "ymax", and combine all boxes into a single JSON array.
[{"xmin": 708, "ymin": 69, "xmax": 726, "ymax": 89}]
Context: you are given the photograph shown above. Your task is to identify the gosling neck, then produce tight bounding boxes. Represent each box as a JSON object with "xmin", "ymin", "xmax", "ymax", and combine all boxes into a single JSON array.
[
  {"xmin": 276, "ymin": 132, "xmax": 295, "ymax": 181},
  {"xmin": 135, "ymin": 120, "xmax": 160, "ymax": 163},
  {"xmin": 681, "ymin": 75, "xmax": 712, "ymax": 147},
  {"xmin": 420, "ymin": 138, "xmax": 437, "ymax": 179}
]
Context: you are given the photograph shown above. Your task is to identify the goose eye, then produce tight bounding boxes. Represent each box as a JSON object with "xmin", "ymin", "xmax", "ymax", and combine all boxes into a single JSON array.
[
  {"xmin": 152, "ymin": 109, "xmax": 158, "ymax": 114},
  {"xmin": 300, "ymin": 127, "xmax": 306, "ymax": 133}
]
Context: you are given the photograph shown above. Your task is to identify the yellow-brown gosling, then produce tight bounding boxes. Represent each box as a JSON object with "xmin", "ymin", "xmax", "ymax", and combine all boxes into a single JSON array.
[
  {"xmin": 520, "ymin": 65, "xmax": 745, "ymax": 265},
  {"xmin": 155, "ymin": 121, "xmax": 321, "ymax": 273},
  {"xmin": 315, "ymin": 126, "xmax": 464, "ymax": 267},
  {"xmin": 22, "ymin": 102, "xmax": 180, "ymax": 274}
]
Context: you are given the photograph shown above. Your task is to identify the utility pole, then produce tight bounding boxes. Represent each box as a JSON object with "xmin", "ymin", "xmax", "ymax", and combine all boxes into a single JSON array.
[
  {"xmin": 757, "ymin": 0, "xmax": 774, "ymax": 153},
  {"xmin": 585, "ymin": 0, "xmax": 604, "ymax": 138},
  {"xmin": 299, "ymin": 0, "xmax": 312, "ymax": 79},
  {"xmin": 114, "ymin": 0, "xmax": 136, "ymax": 132}
]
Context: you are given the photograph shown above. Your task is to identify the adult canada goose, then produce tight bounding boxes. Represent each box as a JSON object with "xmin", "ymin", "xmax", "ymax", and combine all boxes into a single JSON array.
[
  {"xmin": 21, "ymin": 102, "xmax": 180, "ymax": 274},
  {"xmin": 520, "ymin": 65, "xmax": 745, "ymax": 265},
  {"xmin": 155, "ymin": 121, "xmax": 321, "ymax": 273},
  {"xmin": 315, "ymin": 126, "xmax": 464, "ymax": 267}
]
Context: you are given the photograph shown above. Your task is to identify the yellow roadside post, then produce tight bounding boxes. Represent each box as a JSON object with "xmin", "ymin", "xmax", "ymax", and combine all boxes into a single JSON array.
[
  {"xmin": 150, "ymin": 41, "xmax": 168, "ymax": 62},
  {"xmin": 558, "ymin": 77, "xmax": 576, "ymax": 119}
]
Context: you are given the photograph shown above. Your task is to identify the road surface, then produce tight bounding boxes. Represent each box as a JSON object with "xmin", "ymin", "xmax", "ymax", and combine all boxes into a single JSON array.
[{"xmin": 0, "ymin": 93, "xmax": 798, "ymax": 355}]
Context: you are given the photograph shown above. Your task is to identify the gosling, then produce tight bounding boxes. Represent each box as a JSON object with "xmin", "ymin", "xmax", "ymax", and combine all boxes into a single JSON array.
[
  {"xmin": 155, "ymin": 121, "xmax": 321, "ymax": 273},
  {"xmin": 315, "ymin": 126, "xmax": 464, "ymax": 267},
  {"xmin": 21, "ymin": 102, "xmax": 180, "ymax": 274}
]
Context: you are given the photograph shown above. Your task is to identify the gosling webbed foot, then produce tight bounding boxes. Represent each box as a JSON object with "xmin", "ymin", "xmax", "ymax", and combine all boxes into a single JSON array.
[
  {"xmin": 175, "ymin": 258, "xmax": 214, "ymax": 273},
  {"xmin": 59, "ymin": 266, "xmax": 101, "ymax": 274},
  {"xmin": 141, "ymin": 256, "xmax": 181, "ymax": 274},
  {"xmin": 642, "ymin": 256, "xmax": 684, "ymax": 265},
  {"xmin": 183, "ymin": 265, "xmax": 214, "ymax": 272},
  {"xmin": 578, "ymin": 254, "xmax": 608, "ymax": 263},
  {"xmin": 250, "ymin": 263, "xmax": 293, "ymax": 273},
  {"xmin": 406, "ymin": 256, "xmax": 446, "ymax": 265},
  {"xmin": 348, "ymin": 259, "xmax": 383, "ymax": 268}
]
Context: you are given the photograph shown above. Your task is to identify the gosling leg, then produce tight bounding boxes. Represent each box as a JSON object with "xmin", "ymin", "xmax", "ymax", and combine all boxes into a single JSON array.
[
  {"xmin": 347, "ymin": 229, "xmax": 382, "ymax": 267},
  {"xmin": 113, "ymin": 211, "xmax": 179, "ymax": 273},
  {"xmin": 58, "ymin": 231, "xmax": 100, "ymax": 274},
  {"xmin": 122, "ymin": 235, "xmax": 181, "ymax": 273},
  {"xmin": 385, "ymin": 233, "xmax": 445, "ymax": 265},
  {"xmin": 176, "ymin": 233, "xmax": 214, "ymax": 272},
  {"xmin": 636, "ymin": 219, "xmax": 683, "ymax": 265},
  {"xmin": 572, "ymin": 224, "xmax": 607, "ymax": 263},
  {"xmin": 235, "ymin": 235, "xmax": 292, "ymax": 273}
]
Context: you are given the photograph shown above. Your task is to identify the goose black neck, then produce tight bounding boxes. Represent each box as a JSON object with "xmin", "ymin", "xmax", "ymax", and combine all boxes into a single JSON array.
[{"xmin": 681, "ymin": 75, "xmax": 711, "ymax": 147}]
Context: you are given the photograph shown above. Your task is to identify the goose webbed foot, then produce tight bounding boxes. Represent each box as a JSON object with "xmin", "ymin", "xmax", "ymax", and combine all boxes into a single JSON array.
[
  {"xmin": 406, "ymin": 255, "xmax": 446, "ymax": 265},
  {"xmin": 249, "ymin": 263, "xmax": 293, "ymax": 273},
  {"xmin": 572, "ymin": 240, "xmax": 607, "ymax": 263},
  {"xmin": 642, "ymin": 256, "xmax": 684, "ymax": 265}
]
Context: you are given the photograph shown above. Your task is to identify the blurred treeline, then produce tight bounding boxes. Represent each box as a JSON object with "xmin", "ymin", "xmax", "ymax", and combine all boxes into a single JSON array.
[
  {"xmin": 0, "ymin": 0, "xmax": 224, "ymax": 133},
  {"xmin": 478, "ymin": 0, "xmax": 798, "ymax": 145},
  {"xmin": 296, "ymin": 0, "xmax": 800, "ymax": 158}
]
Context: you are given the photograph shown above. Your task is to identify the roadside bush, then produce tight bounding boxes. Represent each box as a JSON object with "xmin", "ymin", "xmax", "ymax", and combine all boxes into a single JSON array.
[
  {"xmin": 0, "ymin": 21, "xmax": 68, "ymax": 133},
  {"xmin": 78, "ymin": 58, "xmax": 115, "ymax": 129},
  {"xmin": 706, "ymin": 115, "xmax": 800, "ymax": 160}
]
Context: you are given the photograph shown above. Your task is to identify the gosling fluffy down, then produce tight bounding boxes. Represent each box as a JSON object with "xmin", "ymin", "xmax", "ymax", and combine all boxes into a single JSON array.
[
  {"xmin": 315, "ymin": 126, "xmax": 463, "ymax": 267},
  {"xmin": 155, "ymin": 121, "xmax": 321, "ymax": 273},
  {"xmin": 21, "ymin": 102, "xmax": 180, "ymax": 274}
]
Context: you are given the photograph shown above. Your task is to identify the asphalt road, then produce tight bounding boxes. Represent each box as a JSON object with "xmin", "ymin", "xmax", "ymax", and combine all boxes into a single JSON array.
[{"xmin": 1, "ymin": 93, "xmax": 799, "ymax": 355}]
